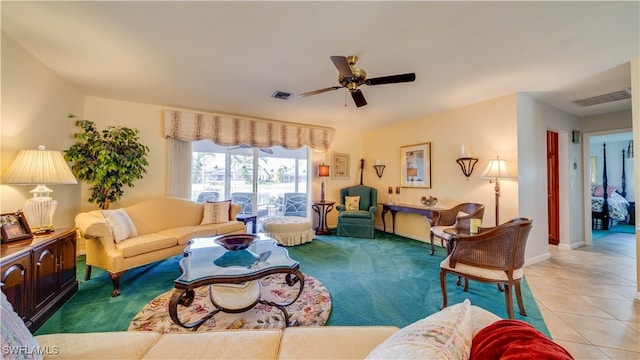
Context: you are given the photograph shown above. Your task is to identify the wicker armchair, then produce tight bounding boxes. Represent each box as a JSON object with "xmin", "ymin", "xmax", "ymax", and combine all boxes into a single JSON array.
[
  {"xmin": 439, "ymin": 217, "xmax": 533, "ymax": 319},
  {"xmin": 429, "ymin": 203, "xmax": 485, "ymax": 255}
]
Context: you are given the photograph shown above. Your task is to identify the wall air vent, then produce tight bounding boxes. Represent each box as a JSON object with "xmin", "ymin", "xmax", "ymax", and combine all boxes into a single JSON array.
[
  {"xmin": 272, "ymin": 91, "xmax": 293, "ymax": 100},
  {"xmin": 572, "ymin": 88, "xmax": 631, "ymax": 107}
]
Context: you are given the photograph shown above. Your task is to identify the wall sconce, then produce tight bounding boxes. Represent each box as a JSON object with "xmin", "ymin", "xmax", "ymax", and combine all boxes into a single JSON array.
[
  {"xmin": 456, "ymin": 157, "xmax": 479, "ymax": 179},
  {"xmin": 373, "ymin": 159, "xmax": 385, "ymax": 178},
  {"xmin": 628, "ymin": 140, "xmax": 634, "ymax": 158},
  {"xmin": 456, "ymin": 145, "xmax": 477, "ymax": 179}
]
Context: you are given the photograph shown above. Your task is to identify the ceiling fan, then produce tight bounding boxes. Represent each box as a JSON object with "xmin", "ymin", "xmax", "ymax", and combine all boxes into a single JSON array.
[{"xmin": 274, "ymin": 55, "xmax": 416, "ymax": 108}]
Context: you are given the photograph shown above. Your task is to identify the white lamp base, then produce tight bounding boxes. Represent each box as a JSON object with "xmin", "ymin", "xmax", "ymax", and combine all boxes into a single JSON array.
[{"xmin": 24, "ymin": 185, "xmax": 57, "ymax": 234}]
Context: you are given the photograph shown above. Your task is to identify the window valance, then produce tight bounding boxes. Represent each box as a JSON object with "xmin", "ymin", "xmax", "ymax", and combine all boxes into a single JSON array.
[{"xmin": 163, "ymin": 110, "xmax": 334, "ymax": 151}]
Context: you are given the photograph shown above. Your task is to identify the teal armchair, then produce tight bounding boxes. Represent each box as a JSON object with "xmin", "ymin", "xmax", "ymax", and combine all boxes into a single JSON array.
[{"xmin": 336, "ymin": 185, "xmax": 378, "ymax": 238}]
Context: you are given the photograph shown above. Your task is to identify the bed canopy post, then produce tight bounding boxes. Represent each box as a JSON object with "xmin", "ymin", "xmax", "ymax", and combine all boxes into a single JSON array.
[
  {"xmin": 601, "ymin": 143, "xmax": 610, "ymax": 230},
  {"xmin": 621, "ymin": 149, "xmax": 627, "ymax": 198}
]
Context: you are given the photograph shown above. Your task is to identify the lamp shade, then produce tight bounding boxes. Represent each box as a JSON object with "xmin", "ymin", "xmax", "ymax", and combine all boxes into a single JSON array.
[
  {"xmin": 3, "ymin": 146, "xmax": 77, "ymax": 185},
  {"xmin": 480, "ymin": 158, "xmax": 513, "ymax": 179},
  {"xmin": 318, "ymin": 164, "xmax": 330, "ymax": 177}
]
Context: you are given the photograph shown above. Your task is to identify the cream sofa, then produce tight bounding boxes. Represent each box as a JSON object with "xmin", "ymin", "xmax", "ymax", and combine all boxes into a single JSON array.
[
  {"xmin": 32, "ymin": 302, "xmax": 504, "ymax": 359},
  {"xmin": 75, "ymin": 197, "xmax": 246, "ymax": 296}
]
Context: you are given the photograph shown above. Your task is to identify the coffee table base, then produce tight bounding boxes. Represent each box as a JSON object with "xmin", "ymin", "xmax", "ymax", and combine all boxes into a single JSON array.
[{"xmin": 169, "ymin": 270, "xmax": 305, "ymax": 330}]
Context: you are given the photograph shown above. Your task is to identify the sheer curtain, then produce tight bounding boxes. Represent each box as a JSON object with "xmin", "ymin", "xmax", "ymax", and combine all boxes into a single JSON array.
[{"xmin": 166, "ymin": 137, "xmax": 192, "ymax": 199}]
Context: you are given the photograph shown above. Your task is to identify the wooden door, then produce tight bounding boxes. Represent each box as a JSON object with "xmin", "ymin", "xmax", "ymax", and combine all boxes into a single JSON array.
[{"xmin": 547, "ymin": 131, "xmax": 560, "ymax": 245}]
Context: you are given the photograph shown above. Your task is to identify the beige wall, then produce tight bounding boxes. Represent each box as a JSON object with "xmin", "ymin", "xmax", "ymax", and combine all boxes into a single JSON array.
[
  {"xmin": 0, "ymin": 33, "xmax": 83, "ymax": 229},
  {"xmin": 363, "ymin": 94, "xmax": 520, "ymax": 242}
]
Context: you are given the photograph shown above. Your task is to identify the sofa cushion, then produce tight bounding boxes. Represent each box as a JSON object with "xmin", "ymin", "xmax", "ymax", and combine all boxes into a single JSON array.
[
  {"xmin": 102, "ymin": 208, "xmax": 138, "ymax": 242},
  {"xmin": 201, "ymin": 200, "xmax": 232, "ymax": 225},
  {"xmin": 204, "ymin": 221, "xmax": 246, "ymax": 237},
  {"xmin": 115, "ymin": 233, "xmax": 178, "ymax": 258},
  {"xmin": 125, "ymin": 197, "xmax": 204, "ymax": 235},
  {"xmin": 1, "ymin": 292, "xmax": 42, "ymax": 360},
  {"xmin": 280, "ymin": 326, "xmax": 399, "ymax": 360},
  {"xmin": 366, "ymin": 299, "xmax": 473, "ymax": 360},
  {"xmin": 158, "ymin": 226, "xmax": 219, "ymax": 246},
  {"xmin": 141, "ymin": 330, "xmax": 282, "ymax": 359},
  {"xmin": 35, "ymin": 332, "xmax": 161, "ymax": 360},
  {"xmin": 470, "ymin": 319, "xmax": 573, "ymax": 360}
]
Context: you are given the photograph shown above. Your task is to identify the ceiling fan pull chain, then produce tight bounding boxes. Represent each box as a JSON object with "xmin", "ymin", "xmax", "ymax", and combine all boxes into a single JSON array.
[{"xmin": 344, "ymin": 89, "xmax": 348, "ymax": 107}]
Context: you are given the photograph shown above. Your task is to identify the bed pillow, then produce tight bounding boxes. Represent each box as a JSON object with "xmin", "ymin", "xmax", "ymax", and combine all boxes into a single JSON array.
[
  {"xmin": 367, "ymin": 299, "xmax": 473, "ymax": 360},
  {"xmin": 470, "ymin": 319, "xmax": 573, "ymax": 360},
  {"xmin": 101, "ymin": 208, "xmax": 138, "ymax": 243},
  {"xmin": 201, "ymin": 200, "xmax": 232, "ymax": 224},
  {"xmin": 345, "ymin": 196, "xmax": 360, "ymax": 211}
]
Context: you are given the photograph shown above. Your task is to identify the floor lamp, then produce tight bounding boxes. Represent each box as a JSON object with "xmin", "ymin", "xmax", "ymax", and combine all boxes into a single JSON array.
[
  {"xmin": 480, "ymin": 156, "xmax": 513, "ymax": 226},
  {"xmin": 3, "ymin": 146, "xmax": 77, "ymax": 234}
]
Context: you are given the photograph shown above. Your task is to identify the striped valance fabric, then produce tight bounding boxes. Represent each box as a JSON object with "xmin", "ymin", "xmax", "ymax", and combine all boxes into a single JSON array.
[{"xmin": 163, "ymin": 110, "xmax": 334, "ymax": 151}]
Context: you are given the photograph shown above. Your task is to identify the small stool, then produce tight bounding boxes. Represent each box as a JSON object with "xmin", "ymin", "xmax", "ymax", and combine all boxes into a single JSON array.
[{"xmin": 262, "ymin": 217, "xmax": 314, "ymax": 246}]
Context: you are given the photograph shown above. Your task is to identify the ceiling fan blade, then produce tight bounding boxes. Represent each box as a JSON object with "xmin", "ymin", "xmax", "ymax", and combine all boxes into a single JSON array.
[
  {"xmin": 330, "ymin": 56, "xmax": 354, "ymax": 78},
  {"xmin": 365, "ymin": 73, "xmax": 416, "ymax": 86},
  {"xmin": 298, "ymin": 86, "xmax": 341, "ymax": 97},
  {"xmin": 351, "ymin": 89, "xmax": 367, "ymax": 107}
]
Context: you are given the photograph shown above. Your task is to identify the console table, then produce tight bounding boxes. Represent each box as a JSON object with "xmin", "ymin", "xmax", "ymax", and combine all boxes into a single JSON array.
[{"xmin": 380, "ymin": 203, "xmax": 442, "ymax": 234}]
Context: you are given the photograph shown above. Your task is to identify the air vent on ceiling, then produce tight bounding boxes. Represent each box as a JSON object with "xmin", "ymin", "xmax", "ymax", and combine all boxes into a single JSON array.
[
  {"xmin": 272, "ymin": 91, "xmax": 293, "ymax": 100},
  {"xmin": 572, "ymin": 88, "xmax": 631, "ymax": 107}
]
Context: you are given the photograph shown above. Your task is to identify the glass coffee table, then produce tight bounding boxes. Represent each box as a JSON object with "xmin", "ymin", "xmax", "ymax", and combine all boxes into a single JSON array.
[{"xmin": 168, "ymin": 235, "xmax": 304, "ymax": 330}]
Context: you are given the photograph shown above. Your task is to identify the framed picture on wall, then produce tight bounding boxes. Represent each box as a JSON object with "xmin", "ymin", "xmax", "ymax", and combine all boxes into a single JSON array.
[
  {"xmin": 400, "ymin": 142, "xmax": 431, "ymax": 188},
  {"xmin": 1, "ymin": 211, "xmax": 33, "ymax": 244},
  {"xmin": 331, "ymin": 153, "xmax": 350, "ymax": 179}
]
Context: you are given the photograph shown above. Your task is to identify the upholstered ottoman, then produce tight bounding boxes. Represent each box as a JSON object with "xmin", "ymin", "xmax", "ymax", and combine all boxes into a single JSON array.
[{"xmin": 262, "ymin": 217, "xmax": 314, "ymax": 246}]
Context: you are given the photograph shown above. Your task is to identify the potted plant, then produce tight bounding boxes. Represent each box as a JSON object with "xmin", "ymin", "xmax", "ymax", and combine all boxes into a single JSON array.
[{"xmin": 64, "ymin": 114, "xmax": 150, "ymax": 210}]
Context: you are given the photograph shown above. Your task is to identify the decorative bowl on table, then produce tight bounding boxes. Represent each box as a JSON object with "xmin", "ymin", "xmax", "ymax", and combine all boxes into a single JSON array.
[
  {"xmin": 420, "ymin": 196, "xmax": 438, "ymax": 207},
  {"xmin": 214, "ymin": 234, "xmax": 259, "ymax": 251}
]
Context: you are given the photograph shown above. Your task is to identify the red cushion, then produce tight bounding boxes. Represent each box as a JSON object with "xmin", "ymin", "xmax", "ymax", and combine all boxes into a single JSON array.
[{"xmin": 470, "ymin": 320, "xmax": 573, "ymax": 360}]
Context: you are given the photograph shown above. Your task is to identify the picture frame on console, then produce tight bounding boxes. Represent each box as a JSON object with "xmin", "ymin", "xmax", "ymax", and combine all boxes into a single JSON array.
[
  {"xmin": 331, "ymin": 153, "xmax": 350, "ymax": 180},
  {"xmin": 400, "ymin": 142, "xmax": 431, "ymax": 188},
  {"xmin": 1, "ymin": 211, "xmax": 33, "ymax": 244}
]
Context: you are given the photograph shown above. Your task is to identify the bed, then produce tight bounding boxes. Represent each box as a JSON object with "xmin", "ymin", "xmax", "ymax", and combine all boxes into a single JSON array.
[{"xmin": 591, "ymin": 143, "xmax": 631, "ymax": 230}]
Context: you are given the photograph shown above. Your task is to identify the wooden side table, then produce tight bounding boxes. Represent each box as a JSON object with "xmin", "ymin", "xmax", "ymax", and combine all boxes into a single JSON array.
[
  {"xmin": 236, "ymin": 214, "xmax": 257, "ymax": 234},
  {"xmin": 312, "ymin": 200, "xmax": 335, "ymax": 235}
]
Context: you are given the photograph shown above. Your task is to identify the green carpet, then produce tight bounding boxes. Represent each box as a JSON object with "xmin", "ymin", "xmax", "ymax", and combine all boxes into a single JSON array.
[{"xmin": 35, "ymin": 231, "xmax": 549, "ymax": 337}]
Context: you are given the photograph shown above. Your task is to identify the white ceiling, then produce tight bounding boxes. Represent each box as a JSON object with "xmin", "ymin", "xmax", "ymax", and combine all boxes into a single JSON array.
[{"xmin": 2, "ymin": 1, "xmax": 638, "ymax": 131}]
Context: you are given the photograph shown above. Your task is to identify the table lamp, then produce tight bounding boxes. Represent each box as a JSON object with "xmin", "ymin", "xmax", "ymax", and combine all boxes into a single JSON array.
[
  {"xmin": 3, "ymin": 145, "xmax": 77, "ymax": 234},
  {"xmin": 318, "ymin": 164, "xmax": 330, "ymax": 202},
  {"xmin": 480, "ymin": 156, "xmax": 513, "ymax": 226}
]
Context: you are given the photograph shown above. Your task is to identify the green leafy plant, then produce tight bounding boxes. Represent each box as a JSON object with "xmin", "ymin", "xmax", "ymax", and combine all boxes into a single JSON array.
[{"xmin": 64, "ymin": 114, "xmax": 150, "ymax": 210}]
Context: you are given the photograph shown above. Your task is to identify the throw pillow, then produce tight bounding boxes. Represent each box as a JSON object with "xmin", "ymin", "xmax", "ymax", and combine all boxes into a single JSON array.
[
  {"xmin": 345, "ymin": 196, "xmax": 360, "ymax": 211},
  {"xmin": 470, "ymin": 319, "xmax": 573, "ymax": 360},
  {"xmin": 366, "ymin": 299, "xmax": 473, "ymax": 360},
  {"xmin": 0, "ymin": 292, "xmax": 43, "ymax": 360},
  {"xmin": 201, "ymin": 200, "xmax": 232, "ymax": 225},
  {"xmin": 101, "ymin": 208, "xmax": 138, "ymax": 243}
]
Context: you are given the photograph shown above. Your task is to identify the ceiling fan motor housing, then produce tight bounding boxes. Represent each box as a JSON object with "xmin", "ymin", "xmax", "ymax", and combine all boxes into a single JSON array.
[{"xmin": 339, "ymin": 67, "xmax": 367, "ymax": 91}]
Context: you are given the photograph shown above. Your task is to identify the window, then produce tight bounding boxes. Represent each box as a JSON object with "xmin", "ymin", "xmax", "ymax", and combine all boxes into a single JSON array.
[{"xmin": 191, "ymin": 140, "xmax": 309, "ymax": 223}]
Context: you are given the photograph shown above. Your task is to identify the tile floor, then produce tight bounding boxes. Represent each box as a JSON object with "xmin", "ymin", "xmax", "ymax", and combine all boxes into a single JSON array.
[{"xmin": 524, "ymin": 231, "xmax": 639, "ymax": 359}]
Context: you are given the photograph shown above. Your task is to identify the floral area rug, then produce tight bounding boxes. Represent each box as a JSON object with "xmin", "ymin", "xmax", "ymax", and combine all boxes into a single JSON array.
[{"xmin": 128, "ymin": 273, "xmax": 331, "ymax": 333}]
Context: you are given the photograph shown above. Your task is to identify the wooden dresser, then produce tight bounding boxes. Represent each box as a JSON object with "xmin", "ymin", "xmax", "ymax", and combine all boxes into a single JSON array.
[{"xmin": 1, "ymin": 227, "xmax": 78, "ymax": 331}]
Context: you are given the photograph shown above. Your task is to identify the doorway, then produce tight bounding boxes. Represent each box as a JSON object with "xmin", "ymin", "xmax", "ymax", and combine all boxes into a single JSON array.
[{"xmin": 547, "ymin": 130, "xmax": 560, "ymax": 245}]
